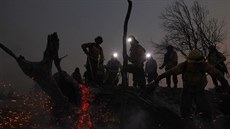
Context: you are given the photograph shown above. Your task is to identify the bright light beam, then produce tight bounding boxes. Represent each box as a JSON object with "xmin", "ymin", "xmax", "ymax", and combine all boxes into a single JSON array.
[
  {"xmin": 127, "ymin": 37, "xmax": 132, "ymax": 43},
  {"xmin": 113, "ymin": 52, "xmax": 118, "ymax": 58},
  {"xmin": 146, "ymin": 53, "xmax": 151, "ymax": 58}
]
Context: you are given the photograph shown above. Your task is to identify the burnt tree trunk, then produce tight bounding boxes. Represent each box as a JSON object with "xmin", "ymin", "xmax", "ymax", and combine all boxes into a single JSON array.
[
  {"xmin": 120, "ymin": 1, "xmax": 133, "ymax": 129},
  {"xmin": 121, "ymin": 0, "xmax": 132, "ymax": 87},
  {"xmin": 0, "ymin": 33, "xmax": 81, "ymax": 108}
]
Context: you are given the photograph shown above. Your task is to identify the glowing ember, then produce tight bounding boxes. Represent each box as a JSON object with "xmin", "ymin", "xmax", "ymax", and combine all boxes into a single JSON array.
[
  {"xmin": 11, "ymin": 100, "xmax": 17, "ymax": 103},
  {"xmin": 77, "ymin": 84, "xmax": 94, "ymax": 129},
  {"xmin": 0, "ymin": 82, "xmax": 54, "ymax": 129}
]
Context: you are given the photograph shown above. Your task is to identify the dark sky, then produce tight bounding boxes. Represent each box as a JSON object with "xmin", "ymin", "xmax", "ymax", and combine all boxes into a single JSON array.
[{"xmin": 0, "ymin": 0, "xmax": 230, "ymax": 92}]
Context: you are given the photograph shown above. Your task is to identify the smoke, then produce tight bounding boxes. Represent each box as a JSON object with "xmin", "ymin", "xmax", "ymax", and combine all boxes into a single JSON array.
[{"xmin": 124, "ymin": 107, "xmax": 151, "ymax": 129}]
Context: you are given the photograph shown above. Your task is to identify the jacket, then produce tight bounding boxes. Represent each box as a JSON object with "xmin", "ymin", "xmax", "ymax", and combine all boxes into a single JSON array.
[
  {"xmin": 129, "ymin": 44, "xmax": 146, "ymax": 64},
  {"xmin": 162, "ymin": 51, "xmax": 178, "ymax": 70},
  {"xmin": 145, "ymin": 57, "xmax": 157, "ymax": 73}
]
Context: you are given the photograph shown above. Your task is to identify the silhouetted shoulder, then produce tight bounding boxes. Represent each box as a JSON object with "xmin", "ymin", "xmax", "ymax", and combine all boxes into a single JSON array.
[{"xmin": 81, "ymin": 42, "xmax": 94, "ymax": 47}]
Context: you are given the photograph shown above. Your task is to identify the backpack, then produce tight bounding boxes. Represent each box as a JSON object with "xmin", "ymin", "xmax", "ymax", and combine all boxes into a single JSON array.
[{"xmin": 182, "ymin": 61, "xmax": 207, "ymax": 87}]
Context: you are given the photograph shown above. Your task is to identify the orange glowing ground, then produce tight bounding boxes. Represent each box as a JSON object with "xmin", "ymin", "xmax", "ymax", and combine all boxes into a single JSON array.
[{"xmin": 77, "ymin": 84, "xmax": 94, "ymax": 129}]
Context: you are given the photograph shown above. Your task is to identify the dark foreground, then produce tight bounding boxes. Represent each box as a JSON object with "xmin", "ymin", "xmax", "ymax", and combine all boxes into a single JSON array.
[{"xmin": 0, "ymin": 85, "xmax": 230, "ymax": 129}]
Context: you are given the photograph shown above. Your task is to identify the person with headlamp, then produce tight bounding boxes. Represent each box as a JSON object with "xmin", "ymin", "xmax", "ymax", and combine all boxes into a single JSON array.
[
  {"xmin": 145, "ymin": 53, "xmax": 158, "ymax": 84},
  {"xmin": 127, "ymin": 35, "xmax": 146, "ymax": 89},
  {"xmin": 104, "ymin": 52, "xmax": 122, "ymax": 85}
]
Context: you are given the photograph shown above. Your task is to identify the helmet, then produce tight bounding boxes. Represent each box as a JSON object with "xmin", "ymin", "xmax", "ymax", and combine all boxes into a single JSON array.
[
  {"xmin": 128, "ymin": 35, "xmax": 139, "ymax": 44},
  {"xmin": 166, "ymin": 45, "xmax": 174, "ymax": 50},
  {"xmin": 187, "ymin": 50, "xmax": 204, "ymax": 62},
  {"xmin": 95, "ymin": 36, "xmax": 103, "ymax": 44},
  {"xmin": 208, "ymin": 45, "xmax": 217, "ymax": 52}
]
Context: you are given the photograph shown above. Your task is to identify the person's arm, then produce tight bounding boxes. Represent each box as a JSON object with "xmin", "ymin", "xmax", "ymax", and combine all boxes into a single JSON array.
[
  {"xmin": 205, "ymin": 62, "xmax": 229, "ymax": 88},
  {"xmin": 99, "ymin": 47, "xmax": 104, "ymax": 64},
  {"xmin": 218, "ymin": 52, "xmax": 226, "ymax": 61},
  {"xmin": 160, "ymin": 54, "xmax": 167, "ymax": 69},
  {"xmin": 128, "ymin": 47, "xmax": 136, "ymax": 63},
  {"xmin": 153, "ymin": 59, "xmax": 157, "ymax": 72},
  {"xmin": 81, "ymin": 43, "xmax": 92, "ymax": 55},
  {"xmin": 217, "ymin": 52, "xmax": 228, "ymax": 74},
  {"xmin": 157, "ymin": 63, "xmax": 183, "ymax": 82},
  {"xmin": 173, "ymin": 52, "xmax": 178, "ymax": 64},
  {"xmin": 135, "ymin": 45, "xmax": 146, "ymax": 64}
]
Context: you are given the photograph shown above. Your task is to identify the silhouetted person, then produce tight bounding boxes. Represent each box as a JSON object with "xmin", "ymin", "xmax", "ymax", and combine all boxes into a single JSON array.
[
  {"xmin": 207, "ymin": 45, "xmax": 229, "ymax": 90},
  {"xmin": 127, "ymin": 36, "xmax": 146, "ymax": 89},
  {"xmin": 104, "ymin": 53, "xmax": 122, "ymax": 85},
  {"xmin": 159, "ymin": 45, "xmax": 178, "ymax": 88},
  {"xmin": 82, "ymin": 36, "xmax": 104, "ymax": 86},
  {"xmin": 145, "ymin": 55, "xmax": 158, "ymax": 84},
  {"xmin": 97, "ymin": 64, "xmax": 106, "ymax": 86},
  {"xmin": 72, "ymin": 67, "xmax": 83, "ymax": 84},
  {"xmin": 152, "ymin": 50, "xmax": 229, "ymax": 129}
]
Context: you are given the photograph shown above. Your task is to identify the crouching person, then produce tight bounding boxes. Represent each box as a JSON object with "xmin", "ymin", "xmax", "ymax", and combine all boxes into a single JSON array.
[{"xmin": 151, "ymin": 50, "xmax": 229, "ymax": 129}]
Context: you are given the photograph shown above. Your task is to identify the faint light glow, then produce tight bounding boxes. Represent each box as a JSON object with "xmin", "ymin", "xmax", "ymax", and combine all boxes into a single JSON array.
[
  {"xmin": 113, "ymin": 52, "xmax": 118, "ymax": 58},
  {"xmin": 146, "ymin": 53, "xmax": 151, "ymax": 58},
  {"xmin": 11, "ymin": 100, "xmax": 17, "ymax": 103}
]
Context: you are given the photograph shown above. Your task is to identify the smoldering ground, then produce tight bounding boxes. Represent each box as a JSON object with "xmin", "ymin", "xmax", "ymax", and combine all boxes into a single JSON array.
[{"xmin": 123, "ymin": 107, "xmax": 151, "ymax": 129}]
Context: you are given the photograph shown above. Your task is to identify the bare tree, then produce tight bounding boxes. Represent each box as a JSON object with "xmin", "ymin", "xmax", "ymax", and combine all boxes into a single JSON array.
[{"xmin": 156, "ymin": 0, "xmax": 226, "ymax": 58}]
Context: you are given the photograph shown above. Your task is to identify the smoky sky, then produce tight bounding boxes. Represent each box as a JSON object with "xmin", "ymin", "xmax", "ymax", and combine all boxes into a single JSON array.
[{"xmin": 0, "ymin": 0, "xmax": 230, "ymax": 92}]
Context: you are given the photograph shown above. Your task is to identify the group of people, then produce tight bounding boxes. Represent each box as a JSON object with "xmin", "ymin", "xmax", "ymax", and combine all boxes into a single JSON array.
[
  {"xmin": 73, "ymin": 35, "xmax": 160, "ymax": 88},
  {"xmin": 126, "ymin": 36, "xmax": 180, "ymax": 89},
  {"xmin": 126, "ymin": 37, "xmax": 229, "ymax": 129},
  {"xmin": 71, "ymin": 36, "xmax": 122, "ymax": 86},
  {"xmin": 71, "ymin": 35, "xmax": 229, "ymax": 91},
  {"xmin": 152, "ymin": 49, "xmax": 230, "ymax": 129},
  {"xmin": 70, "ymin": 35, "xmax": 230, "ymax": 129}
]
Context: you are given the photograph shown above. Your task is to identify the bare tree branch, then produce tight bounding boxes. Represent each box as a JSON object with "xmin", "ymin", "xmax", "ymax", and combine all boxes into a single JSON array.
[{"xmin": 157, "ymin": 0, "xmax": 227, "ymax": 58}]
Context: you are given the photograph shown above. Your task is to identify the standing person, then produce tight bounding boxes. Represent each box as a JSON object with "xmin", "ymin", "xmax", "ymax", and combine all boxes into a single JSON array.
[
  {"xmin": 104, "ymin": 53, "xmax": 122, "ymax": 85},
  {"xmin": 127, "ymin": 36, "xmax": 146, "ymax": 89},
  {"xmin": 159, "ymin": 45, "xmax": 178, "ymax": 88},
  {"xmin": 81, "ymin": 36, "xmax": 104, "ymax": 86},
  {"xmin": 72, "ymin": 67, "xmax": 83, "ymax": 84},
  {"xmin": 207, "ymin": 45, "xmax": 229, "ymax": 90},
  {"xmin": 152, "ymin": 50, "xmax": 229, "ymax": 129},
  {"xmin": 145, "ymin": 54, "xmax": 158, "ymax": 84}
]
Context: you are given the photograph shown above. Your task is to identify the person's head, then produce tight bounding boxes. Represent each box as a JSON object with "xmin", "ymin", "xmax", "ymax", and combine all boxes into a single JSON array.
[
  {"xmin": 128, "ymin": 35, "xmax": 139, "ymax": 45},
  {"xmin": 95, "ymin": 36, "xmax": 103, "ymax": 45},
  {"xmin": 74, "ymin": 67, "xmax": 80, "ymax": 73},
  {"xmin": 208, "ymin": 45, "xmax": 217, "ymax": 53},
  {"xmin": 166, "ymin": 45, "xmax": 174, "ymax": 52},
  {"xmin": 187, "ymin": 50, "xmax": 204, "ymax": 63}
]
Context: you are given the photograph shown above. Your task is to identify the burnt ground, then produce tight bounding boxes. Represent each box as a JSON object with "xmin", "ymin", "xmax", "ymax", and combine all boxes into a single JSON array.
[
  {"xmin": 0, "ymin": 85, "xmax": 230, "ymax": 129},
  {"xmin": 92, "ymin": 86, "xmax": 230, "ymax": 129}
]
